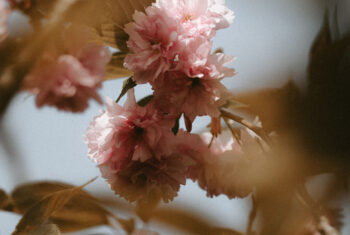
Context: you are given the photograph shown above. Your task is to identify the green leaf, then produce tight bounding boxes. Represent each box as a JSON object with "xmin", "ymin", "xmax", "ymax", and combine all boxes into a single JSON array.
[
  {"xmin": 116, "ymin": 77, "xmax": 136, "ymax": 103},
  {"xmin": 104, "ymin": 52, "xmax": 133, "ymax": 81}
]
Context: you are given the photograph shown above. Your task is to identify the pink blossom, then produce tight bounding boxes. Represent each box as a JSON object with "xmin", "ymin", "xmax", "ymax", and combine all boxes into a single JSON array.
[
  {"xmin": 176, "ymin": 48, "xmax": 235, "ymax": 80},
  {"xmin": 124, "ymin": 4, "xmax": 182, "ymax": 84},
  {"xmin": 85, "ymin": 101, "xmax": 199, "ymax": 202},
  {"xmin": 155, "ymin": 0, "xmax": 234, "ymax": 38},
  {"xmin": 0, "ymin": 0, "xmax": 9, "ymax": 41},
  {"xmin": 99, "ymin": 150, "xmax": 194, "ymax": 202},
  {"xmin": 153, "ymin": 72, "xmax": 231, "ymax": 122},
  {"xmin": 189, "ymin": 129, "xmax": 263, "ymax": 199},
  {"xmin": 208, "ymin": 0, "xmax": 235, "ymax": 30},
  {"xmin": 124, "ymin": 0, "xmax": 234, "ymax": 83},
  {"xmin": 23, "ymin": 28, "xmax": 111, "ymax": 112},
  {"xmin": 207, "ymin": 52, "xmax": 236, "ymax": 78},
  {"xmin": 174, "ymin": 36, "xmax": 213, "ymax": 79},
  {"xmin": 85, "ymin": 89, "xmax": 175, "ymax": 170}
]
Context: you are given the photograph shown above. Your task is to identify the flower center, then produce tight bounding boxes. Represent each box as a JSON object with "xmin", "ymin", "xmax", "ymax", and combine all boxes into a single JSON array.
[
  {"xmin": 134, "ymin": 126, "xmax": 144, "ymax": 136},
  {"xmin": 191, "ymin": 77, "xmax": 201, "ymax": 88},
  {"xmin": 183, "ymin": 14, "xmax": 194, "ymax": 21}
]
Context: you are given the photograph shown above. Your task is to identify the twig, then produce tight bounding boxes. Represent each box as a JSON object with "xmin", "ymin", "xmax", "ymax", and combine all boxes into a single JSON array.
[{"xmin": 220, "ymin": 108, "xmax": 271, "ymax": 144}]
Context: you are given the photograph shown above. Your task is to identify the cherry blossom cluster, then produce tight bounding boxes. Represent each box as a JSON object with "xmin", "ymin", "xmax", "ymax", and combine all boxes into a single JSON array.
[
  {"xmin": 85, "ymin": 0, "xmax": 253, "ymax": 203},
  {"xmin": 22, "ymin": 26, "xmax": 111, "ymax": 112},
  {"xmin": 1, "ymin": 0, "xmax": 111, "ymax": 112},
  {"xmin": 124, "ymin": 0, "xmax": 235, "ymax": 122}
]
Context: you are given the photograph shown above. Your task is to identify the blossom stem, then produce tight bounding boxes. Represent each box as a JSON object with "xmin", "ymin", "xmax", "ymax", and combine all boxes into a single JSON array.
[
  {"xmin": 222, "ymin": 117, "xmax": 242, "ymax": 145},
  {"xmin": 220, "ymin": 108, "xmax": 272, "ymax": 144}
]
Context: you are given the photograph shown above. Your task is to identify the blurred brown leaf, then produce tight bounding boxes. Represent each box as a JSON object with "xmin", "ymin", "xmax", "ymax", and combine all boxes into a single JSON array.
[
  {"xmin": 91, "ymin": 0, "xmax": 154, "ymax": 51},
  {"xmin": 0, "ymin": 189, "xmax": 9, "ymax": 210},
  {"xmin": 150, "ymin": 207, "xmax": 242, "ymax": 235},
  {"xmin": 12, "ymin": 178, "xmax": 95, "ymax": 234},
  {"xmin": 104, "ymin": 52, "xmax": 133, "ymax": 81},
  {"xmin": 28, "ymin": 223, "xmax": 61, "ymax": 235},
  {"xmin": 0, "ymin": 0, "xmax": 79, "ymax": 118},
  {"xmin": 9, "ymin": 180, "xmax": 133, "ymax": 233}
]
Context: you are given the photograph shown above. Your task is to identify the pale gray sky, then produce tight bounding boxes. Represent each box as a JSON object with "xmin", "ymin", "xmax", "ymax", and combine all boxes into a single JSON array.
[{"xmin": 1, "ymin": 0, "xmax": 349, "ymax": 234}]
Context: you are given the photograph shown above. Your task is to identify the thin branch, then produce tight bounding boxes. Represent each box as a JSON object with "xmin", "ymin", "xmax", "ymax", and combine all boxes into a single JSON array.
[
  {"xmin": 223, "ymin": 117, "xmax": 242, "ymax": 145},
  {"xmin": 220, "ymin": 108, "xmax": 271, "ymax": 144}
]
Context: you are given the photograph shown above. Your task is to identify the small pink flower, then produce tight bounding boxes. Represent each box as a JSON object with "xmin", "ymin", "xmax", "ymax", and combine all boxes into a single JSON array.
[
  {"xmin": 23, "ymin": 27, "xmax": 111, "ymax": 112},
  {"xmin": 124, "ymin": 4, "xmax": 182, "ymax": 84},
  {"xmin": 174, "ymin": 36, "xmax": 213, "ymax": 79},
  {"xmin": 85, "ymin": 89, "xmax": 175, "ymax": 171},
  {"xmin": 124, "ymin": 0, "xmax": 234, "ymax": 84},
  {"xmin": 190, "ymin": 129, "xmax": 262, "ymax": 199},
  {"xmin": 153, "ymin": 72, "xmax": 231, "ymax": 122},
  {"xmin": 99, "ymin": 150, "xmax": 194, "ymax": 202},
  {"xmin": 0, "ymin": 0, "xmax": 10, "ymax": 41},
  {"xmin": 208, "ymin": 0, "xmax": 235, "ymax": 30},
  {"xmin": 206, "ymin": 52, "xmax": 236, "ymax": 79},
  {"xmin": 175, "ymin": 47, "xmax": 235, "ymax": 80},
  {"xmin": 155, "ymin": 0, "xmax": 234, "ymax": 38}
]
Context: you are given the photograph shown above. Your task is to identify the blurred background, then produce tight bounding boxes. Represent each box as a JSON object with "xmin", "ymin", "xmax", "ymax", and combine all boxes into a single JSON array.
[{"xmin": 0, "ymin": 0, "xmax": 349, "ymax": 234}]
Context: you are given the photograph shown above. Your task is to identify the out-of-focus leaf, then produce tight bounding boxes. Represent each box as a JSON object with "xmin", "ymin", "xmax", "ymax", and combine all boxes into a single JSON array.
[
  {"xmin": 211, "ymin": 227, "xmax": 242, "ymax": 235},
  {"xmin": 104, "ymin": 52, "xmax": 133, "ymax": 81},
  {"xmin": 235, "ymin": 81, "xmax": 301, "ymax": 133},
  {"xmin": 12, "ymin": 178, "xmax": 96, "ymax": 235},
  {"xmin": 11, "ymin": 0, "xmax": 107, "ymax": 29},
  {"xmin": 10, "ymin": 0, "xmax": 59, "ymax": 27},
  {"xmin": 222, "ymin": 98, "xmax": 248, "ymax": 110},
  {"xmin": 91, "ymin": 23, "xmax": 130, "ymax": 51},
  {"xmin": 131, "ymin": 229, "xmax": 159, "ymax": 235},
  {"xmin": 116, "ymin": 77, "xmax": 136, "ymax": 103},
  {"xmin": 28, "ymin": 223, "xmax": 61, "ymax": 235},
  {"xmin": 304, "ymin": 12, "xmax": 350, "ymax": 161},
  {"xmin": 92, "ymin": 0, "xmax": 154, "ymax": 51},
  {"xmin": 308, "ymin": 12, "xmax": 332, "ymax": 71},
  {"xmin": 0, "ymin": 0, "xmax": 79, "ymax": 117},
  {"xmin": 135, "ymin": 191, "xmax": 161, "ymax": 222},
  {"xmin": 137, "ymin": 95, "xmax": 154, "ymax": 107},
  {"xmin": 0, "ymin": 189, "xmax": 9, "ymax": 210},
  {"xmin": 151, "ymin": 207, "xmax": 243, "ymax": 235},
  {"xmin": 10, "ymin": 180, "xmax": 132, "ymax": 233}
]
